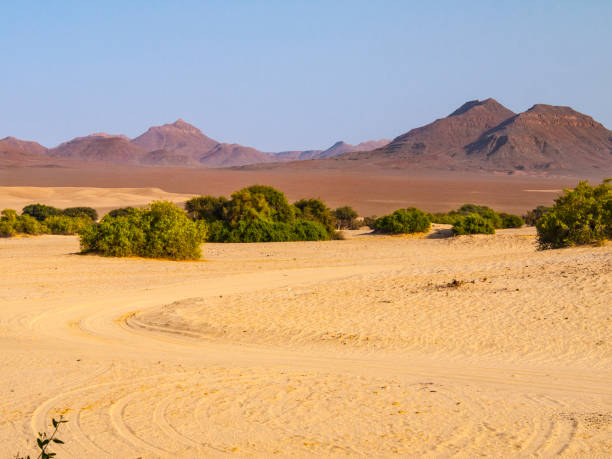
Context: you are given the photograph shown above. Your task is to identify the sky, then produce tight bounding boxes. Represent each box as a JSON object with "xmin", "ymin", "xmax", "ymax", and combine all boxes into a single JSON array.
[{"xmin": 1, "ymin": 1, "xmax": 611, "ymax": 151}]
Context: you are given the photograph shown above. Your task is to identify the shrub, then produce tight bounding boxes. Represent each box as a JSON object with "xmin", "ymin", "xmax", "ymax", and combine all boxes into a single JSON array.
[
  {"xmin": 80, "ymin": 201, "xmax": 207, "ymax": 260},
  {"xmin": 0, "ymin": 220, "xmax": 16, "ymax": 237},
  {"xmin": 189, "ymin": 186, "xmax": 333, "ymax": 243},
  {"xmin": 452, "ymin": 213, "xmax": 495, "ymax": 235},
  {"xmin": 79, "ymin": 212, "xmax": 146, "ymax": 257},
  {"xmin": 62, "ymin": 206, "xmax": 98, "ymax": 221},
  {"xmin": 333, "ymin": 206, "xmax": 358, "ymax": 230},
  {"xmin": 523, "ymin": 205, "xmax": 551, "ymax": 226},
  {"xmin": 1, "ymin": 208, "xmax": 18, "ymax": 223},
  {"xmin": 185, "ymin": 196, "xmax": 228, "ymax": 221},
  {"xmin": 22, "ymin": 203, "xmax": 62, "ymax": 221},
  {"xmin": 143, "ymin": 201, "xmax": 208, "ymax": 259},
  {"xmin": 499, "ymin": 213, "xmax": 524, "ymax": 228},
  {"xmin": 373, "ymin": 208, "xmax": 431, "ymax": 234},
  {"xmin": 294, "ymin": 198, "xmax": 335, "ymax": 233},
  {"xmin": 455, "ymin": 204, "xmax": 502, "ymax": 228},
  {"xmin": 107, "ymin": 207, "xmax": 138, "ymax": 218},
  {"xmin": 226, "ymin": 188, "xmax": 273, "ymax": 226},
  {"xmin": 428, "ymin": 212, "xmax": 463, "ymax": 225},
  {"xmin": 43, "ymin": 215, "xmax": 91, "ymax": 235},
  {"xmin": 243, "ymin": 185, "xmax": 296, "ymax": 222},
  {"xmin": 15, "ymin": 214, "xmax": 47, "ymax": 235},
  {"xmin": 363, "ymin": 215, "xmax": 377, "ymax": 228},
  {"xmin": 536, "ymin": 180, "xmax": 612, "ymax": 249}
]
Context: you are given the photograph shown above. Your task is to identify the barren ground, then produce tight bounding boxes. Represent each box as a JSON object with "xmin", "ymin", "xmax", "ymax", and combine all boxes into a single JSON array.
[{"xmin": 1, "ymin": 215, "xmax": 610, "ymax": 456}]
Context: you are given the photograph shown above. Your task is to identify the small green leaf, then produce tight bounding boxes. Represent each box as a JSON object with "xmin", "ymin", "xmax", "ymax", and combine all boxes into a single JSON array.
[
  {"xmin": 37, "ymin": 438, "xmax": 43, "ymax": 448},
  {"xmin": 52, "ymin": 419, "xmax": 58, "ymax": 428},
  {"xmin": 52, "ymin": 439, "xmax": 64, "ymax": 444}
]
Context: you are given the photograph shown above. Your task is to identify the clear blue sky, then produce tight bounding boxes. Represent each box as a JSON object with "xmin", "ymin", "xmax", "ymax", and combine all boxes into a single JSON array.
[{"xmin": 1, "ymin": 1, "xmax": 611, "ymax": 151}]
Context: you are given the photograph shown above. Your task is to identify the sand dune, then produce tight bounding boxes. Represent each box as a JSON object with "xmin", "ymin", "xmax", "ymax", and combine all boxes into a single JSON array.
[
  {"xmin": 0, "ymin": 186, "xmax": 193, "ymax": 214},
  {"xmin": 1, "ymin": 225, "xmax": 610, "ymax": 456}
]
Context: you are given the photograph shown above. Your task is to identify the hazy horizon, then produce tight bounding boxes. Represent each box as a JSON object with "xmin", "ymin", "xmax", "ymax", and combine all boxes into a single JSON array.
[{"xmin": 2, "ymin": 1, "xmax": 611, "ymax": 151}]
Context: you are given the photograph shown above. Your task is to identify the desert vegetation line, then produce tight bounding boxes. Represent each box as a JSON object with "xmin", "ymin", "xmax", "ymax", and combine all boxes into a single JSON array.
[{"xmin": 1, "ymin": 181, "xmax": 610, "ymax": 259}]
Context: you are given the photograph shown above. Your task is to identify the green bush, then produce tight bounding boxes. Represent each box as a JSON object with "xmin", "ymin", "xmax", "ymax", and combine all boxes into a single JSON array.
[
  {"xmin": 363, "ymin": 215, "xmax": 377, "ymax": 228},
  {"xmin": 499, "ymin": 213, "xmax": 524, "ymax": 228},
  {"xmin": 43, "ymin": 215, "xmax": 91, "ymax": 235},
  {"xmin": 454, "ymin": 204, "xmax": 502, "ymax": 228},
  {"xmin": 185, "ymin": 196, "xmax": 228, "ymax": 221},
  {"xmin": 243, "ymin": 185, "xmax": 296, "ymax": 222},
  {"xmin": 536, "ymin": 180, "xmax": 612, "ymax": 249},
  {"xmin": 189, "ymin": 186, "xmax": 334, "ymax": 243},
  {"xmin": 80, "ymin": 201, "xmax": 207, "ymax": 260},
  {"xmin": 452, "ymin": 213, "xmax": 495, "ymax": 235},
  {"xmin": 294, "ymin": 198, "xmax": 335, "ymax": 233},
  {"xmin": 0, "ymin": 220, "xmax": 16, "ymax": 237},
  {"xmin": 22, "ymin": 203, "xmax": 62, "ymax": 221},
  {"xmin": 332, "ymin": 206, "xmax": 358, "ymax": 230},
  {"xmin": 80, "ymin": 212, "xmax": 146, "ymax": 257},
  {"xmin": 15, "ymin": 214, "xmax": 47, "ymax": 235},
  {"xmin": 428, "ymin": 212, "xmax": 463, "ymax": 225},
  {"xmin": 62, "ymin": 206, "xmax": 98, "ymax": 221},
  {"xmin": 107, "ymin": 207, "xmax": 138, "ymax": 218},
  {"xmin": 523, "ymin": 205, "xmax": 551, "ymax": 226},
  {"xmin": 373, "ymin": 208, "xmax": 431, "ymax": 234},
  {"xmin": 1, "ymin": 209, "xmax": 48, "ymax": 236}
]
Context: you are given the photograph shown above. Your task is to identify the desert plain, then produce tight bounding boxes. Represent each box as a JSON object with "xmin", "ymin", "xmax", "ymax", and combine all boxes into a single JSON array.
[{"xmin": 0, "ymin": 184, "xmax": 611, "ymax": 457}]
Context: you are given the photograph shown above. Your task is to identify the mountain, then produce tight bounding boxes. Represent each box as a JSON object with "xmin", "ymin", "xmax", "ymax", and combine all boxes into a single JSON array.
[
  {"xmin": 131, "ymin": 119, "xmax": 272, "ymax": 167},
  {"xmin": 317, "ymin": 139, "xmax": 391, "ymax": 159},
  {"xmin": 344, "ymin": 98, "xmax": 515, "ymax": 164},
  {"xmin": 198, "ymin": 143, "xmax": 273, "ymax": 167},
  {"xmin": 0, "ymin": 137, "xmax": 50, "ymax": 166},
  {"xmin": 131, "ymin": 119, "xmax": 218, "ymax": 163},
  {"xmin": 271, "ymin": 139, "xmax": 390, "ymax": 162},
  {"xmin": 334, "ymin": 98, "xmax": 612, "ymax": 174},
  {"xmin": 464, "ymin": 104, "xmax": 612, "ymax": 172},
  {"xmin": 48, "ymin": 134, "xmax": 146, "ymax": 164},
  {"xmin": 0, "ymin": 136, "xmax": 47, "ymax": 155},
  {"xmin": 272, "ymin": 150, "xmax": 324, "ymax": 161}
]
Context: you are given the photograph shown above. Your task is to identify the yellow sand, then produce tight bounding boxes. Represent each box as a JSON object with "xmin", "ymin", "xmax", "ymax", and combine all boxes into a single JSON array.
[
  {"xmin": 0, "ymin": 186, "xmax": 192, "ymax": 214},
  {"xmin": 0, "ymin": 191, "xmax": 610, "ymax": 457}
]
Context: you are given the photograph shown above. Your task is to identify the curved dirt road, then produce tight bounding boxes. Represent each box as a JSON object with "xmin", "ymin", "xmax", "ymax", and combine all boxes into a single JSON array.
[{"xmin": 1, "ymin": 230, "xmax": 611, "ymax": 456}]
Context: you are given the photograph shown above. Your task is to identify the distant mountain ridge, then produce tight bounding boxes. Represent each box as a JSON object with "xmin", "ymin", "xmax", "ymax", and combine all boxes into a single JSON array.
[
  {"xmin": 2, "ymin": 99, "xmax": 610, "ymax": 173},
  {"xmin": 337, "ymin": 98, "xmax": 612, "ymax": 173}
]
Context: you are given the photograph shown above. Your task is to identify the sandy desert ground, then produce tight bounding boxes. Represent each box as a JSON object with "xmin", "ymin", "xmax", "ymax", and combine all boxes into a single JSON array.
[{"xmin": 1, "ymin": 185, "xmax": 611, "ymax": 457}]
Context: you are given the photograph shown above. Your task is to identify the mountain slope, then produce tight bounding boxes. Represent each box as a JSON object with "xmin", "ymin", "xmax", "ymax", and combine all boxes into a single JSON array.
[
  {"xmin": 0, "ymin": 136, "xmax": 48, "ymax": 155},
  {"xmin": 48, "ymin": 134, "xmax": 146, "ymax": 164},
  {"xmin": 464, "ymin": 104, "xmax": 612, "ymax": 171},
  {"xmin": 344, "ymin": 98, "xmax": 515, "ymax": 164},
  {"xmin": 318, "ymin": 139, "xmax": 391, "ymax": 159},
  {"xmin": 198, "ymin": 143, "xmax": 273, "ymax": 167},
  {"xmin": 131, "ymin": 119, "xmax": 218, "ymax": 163}
]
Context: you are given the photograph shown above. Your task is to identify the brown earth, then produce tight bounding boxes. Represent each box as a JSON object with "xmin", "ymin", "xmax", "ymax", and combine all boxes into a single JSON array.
[{"xmin": 0, "ymin": 162, "xmax": 593, "ymax": 216}]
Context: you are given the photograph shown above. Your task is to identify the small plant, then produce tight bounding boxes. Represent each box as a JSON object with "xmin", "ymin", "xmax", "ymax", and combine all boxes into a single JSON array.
[
  {"xmin": 452, "ymin": 213, "xmax": 495, "ymax": 235},
  {"xmin": 21, "ymin": 204, "xmax": 62, "ymax": 222},
  {"xmin": 523, "ymin": 205, "xmax": 551, "ymax": 226},
  {"xmin": 332, "ymin": 206, "xmax": 358, "ymax": 230},
  {"xmin": 499, "ymin": 212, "xmax": 524, "ymax": 228},
  {"xmin": 373, "ymin": 208, "xmax": 431, "ymax": 234},
  {"xmin": 62, "ymin": 207, "xmax": 98, "ymax": 221},
  {"xmin": 43, "ymin": 215, "xmax": 91, "ymax": 235},
  {"xmin": 14, "ymin": 416, "xmax": 67, "ymax": 459}
]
